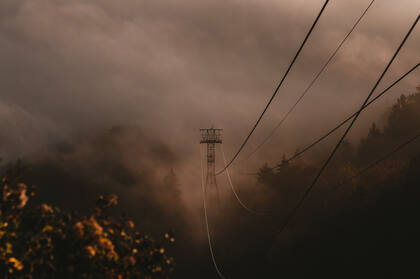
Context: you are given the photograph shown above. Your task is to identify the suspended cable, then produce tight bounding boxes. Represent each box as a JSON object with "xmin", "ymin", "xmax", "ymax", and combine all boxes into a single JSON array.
[
  {"xmin": 242, "ymin": 0, "xmax": 376, "ymax": 162},
  {"xmin": 337, "ymin": 130, "xmax": 420, "ymax": 189},
  {"xmin": 277, "ymin": 15, "xmax": 419, "ymax": 235},
  {"xmin": 240, "ymin": 62, "xmax": 419, "ymax": 175},
  {"xmin": 199, "ymin": 144, "xmax": 227, "ymax": 279},
  {"xmin": 273, "ymin": 62, "xmax": 420, "ymax": 168},
  {"xmin": 216, "ymin": 0, "xmax": 331, "ymax": 175},
  {"xmin": 220, "ymin": 144, "xmax": 263, "ymax": 215}
]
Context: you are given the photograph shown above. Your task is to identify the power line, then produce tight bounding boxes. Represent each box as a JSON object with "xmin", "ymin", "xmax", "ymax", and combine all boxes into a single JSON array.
[
  {"xmin": 240, "ymin": 62, "xmax": 419, "ymax": 175},
  {"xmin": 337, "ymin": 130, "xmax": 420, "ymax": 189},
  {"xmin": 199, "ymin": 145, "xmax": 226, "ymax": 279},
  {"xmin": 220, "ymin": 144, "xmax": 263, "ymax": 215},
  {"xmin": 277, "ymin": 15, "xmax": 419, "ymax": 235},
  {"xmin": 216, "ymin": 0, "xmax": 331, "ymax": 175},
  {"xmin": 274, "ymin": 62, "xmax": 420, "ymax": 168},
  {"xmin": 242, "ymin": 0, "xmax": 376, "ymax": 162}
]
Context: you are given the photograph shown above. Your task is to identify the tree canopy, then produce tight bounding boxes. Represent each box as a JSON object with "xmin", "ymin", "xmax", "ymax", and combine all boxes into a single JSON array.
[{"xmin": 0, "ymin": 164, "xmax": 175, "ymax": 279}]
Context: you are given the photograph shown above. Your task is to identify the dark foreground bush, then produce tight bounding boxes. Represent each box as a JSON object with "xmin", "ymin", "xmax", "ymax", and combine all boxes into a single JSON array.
[{"xmin": 0, "ymin": 167, "xmax": 174, "ymax": 279}]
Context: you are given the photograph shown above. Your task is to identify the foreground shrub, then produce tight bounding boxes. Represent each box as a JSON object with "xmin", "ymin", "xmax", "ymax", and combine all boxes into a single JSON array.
[{"xmin": 0, "ymin": 168, "xmax": 174, "ymax": 279}]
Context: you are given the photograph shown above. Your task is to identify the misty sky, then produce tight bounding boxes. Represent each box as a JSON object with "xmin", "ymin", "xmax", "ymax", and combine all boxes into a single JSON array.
[
  {"xmin": 0, "ymin": 0, "xmax": 419, "ymax": 169},
  {"xmin": 1, "ymin": 2, "xmax": 419, "ymax": 277}
]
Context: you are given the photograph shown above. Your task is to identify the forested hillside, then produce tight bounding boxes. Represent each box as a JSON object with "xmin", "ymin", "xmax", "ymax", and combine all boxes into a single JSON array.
[{"xmin": 252, "ymin": 87, "xmax": 420, "ymax": 278}]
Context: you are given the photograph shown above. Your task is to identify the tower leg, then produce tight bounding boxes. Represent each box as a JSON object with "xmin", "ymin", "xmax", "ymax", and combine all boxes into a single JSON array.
[
  {"xmin": 205, "ymin": 143, "xmax": 220, "ymax": 206},
  {"xmin": 200, "ymin": 127, "xmax": 222, "ymax": 207},
  {"xmin": 206, "ymin": 143, "xmax": 217, "ymax": 186}
]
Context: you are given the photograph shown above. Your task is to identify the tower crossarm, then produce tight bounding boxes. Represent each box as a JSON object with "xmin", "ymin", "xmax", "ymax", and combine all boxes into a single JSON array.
[{"xmin": 200, "ymin": 128, "xmax": 223, "ymax": 144}]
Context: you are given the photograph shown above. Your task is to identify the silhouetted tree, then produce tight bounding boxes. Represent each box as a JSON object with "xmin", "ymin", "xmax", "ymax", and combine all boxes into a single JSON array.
[{"xmin": 0, "ymin": 166, "xmax": 175, "ymax": 279}]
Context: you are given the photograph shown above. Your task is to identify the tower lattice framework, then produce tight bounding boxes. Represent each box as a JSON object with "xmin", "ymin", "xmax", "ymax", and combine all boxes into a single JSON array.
[{"xmin": 200, "ymin": 128, "xmax": 222, "ymax": 189}]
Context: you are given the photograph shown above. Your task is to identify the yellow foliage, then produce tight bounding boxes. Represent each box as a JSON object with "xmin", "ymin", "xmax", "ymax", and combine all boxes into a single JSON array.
[
  {"xmin": 6, "ymin": 243, "xmax": 12, "ymax": 254},
  {"xmin": 8, "ymin": 257, "xmax": 23, "ymax": 271},
  {"xmin": 85, "ymin": 246, "xmax": 96, "ymax": 258},
  {"xmin": 42, "ymin": 225, "xmax": 54, "ymax": 233}
]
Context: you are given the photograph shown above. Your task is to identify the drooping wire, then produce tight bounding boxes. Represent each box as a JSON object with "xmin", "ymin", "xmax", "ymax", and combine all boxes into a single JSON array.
[
  {"xmin": 242, "ymin": 0, "xmax": 376, "ymax": 162},
  {"xmin": 240, "ymin": 62, "xmax": 420, "ymax": 175},
  {"xmin": 272, "ymin": 62, "xmax": 420, "ymax": 169},
  {"xmin": 277, "ymin": 15, "xmax": 420, "ymax": 235},
  {"xmin": 216, "ymin": 0, "xmax": 331, "ymax": 175},
  {"xmin": 336, "ymin": 130, "xmax": 420, "ymax": 189},
  {"xmin": 199, "ymin": 144, "xmax": 227, "ymax": 279},
  {"xmin": 220, "ymin": 144, "xmax": 263, "ymax": 215}
]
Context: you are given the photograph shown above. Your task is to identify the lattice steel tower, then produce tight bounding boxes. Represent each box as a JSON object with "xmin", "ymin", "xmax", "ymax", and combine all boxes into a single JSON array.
[{"xmin": 200, "ymin": 127, "xmax": 222, "ymax": 189}]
